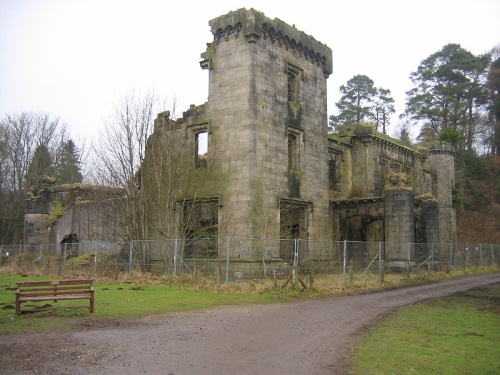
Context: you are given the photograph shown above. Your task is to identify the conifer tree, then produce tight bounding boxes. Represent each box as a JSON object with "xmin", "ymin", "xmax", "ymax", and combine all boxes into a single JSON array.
[
  {"xmin": 25, "ymin": 144, "xmax": 54, "ymax": 188},
  {"xmin": 329, "ymin": 75, "xmax": 394, "ymax": 133},
  {"xmin": 55, "ymin": 139, "xmax": 83, "ymax": 184}
]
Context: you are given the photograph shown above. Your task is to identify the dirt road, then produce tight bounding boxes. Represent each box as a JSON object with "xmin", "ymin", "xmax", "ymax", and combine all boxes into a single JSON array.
[{"xmin": 1, "ymin": 273, "xmax": 499, "ymax": 375}]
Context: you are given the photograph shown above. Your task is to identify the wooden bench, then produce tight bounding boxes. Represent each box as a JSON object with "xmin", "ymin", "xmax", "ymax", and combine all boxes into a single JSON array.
[{"xmin": 15, "ymin": 279, "xmax": 94, "ymax": 316}]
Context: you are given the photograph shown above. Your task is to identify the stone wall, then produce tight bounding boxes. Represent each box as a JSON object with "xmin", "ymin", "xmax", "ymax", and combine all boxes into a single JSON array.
[{"xmin": 24, "ymin": 183, "xmax": 122, "ymax": 255}]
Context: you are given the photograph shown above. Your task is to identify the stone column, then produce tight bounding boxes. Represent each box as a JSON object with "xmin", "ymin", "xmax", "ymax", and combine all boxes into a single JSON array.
[{"xmin": 385, "ymin": 189, "xmax": 414, "ymax": 259}]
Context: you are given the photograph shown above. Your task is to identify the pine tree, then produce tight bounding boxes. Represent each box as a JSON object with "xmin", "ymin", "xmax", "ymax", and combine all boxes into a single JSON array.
[
  {"xmin": 329, "ymin": 75, "xmax": 394, "ymax": 133},
  {"xmin": 55, "ymin": 139, "xmax": 83, "ymax": 184},
  {"xmin": 25, "ymin": 144, "xmax": 54, "ymax": 188},
  {"xmin": 405, "ymin": 43, "xmax": 491, "ymax": 149},
  {"xmin": 487, "ymin": 56, "xmax": 500, "ymax": 156}
]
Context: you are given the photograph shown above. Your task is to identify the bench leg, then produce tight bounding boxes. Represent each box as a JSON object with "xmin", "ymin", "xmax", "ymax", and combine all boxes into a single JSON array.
[{"xmin": 15, "ymin": 295, "xmax": 21, "ymax": 316}]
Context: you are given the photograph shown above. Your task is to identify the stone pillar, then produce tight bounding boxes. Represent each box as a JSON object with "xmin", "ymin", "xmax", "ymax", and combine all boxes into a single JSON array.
[
  {"xmin": 385, "ymin": 189, "xmax": 414, "ymax": 259},
  {"xmin": 422, "ymin": 201, "xmax": 439, "ymax": 244},
  {"xmin": 427, "ymin": 143, "xmax": 456, "ymax": 244}
]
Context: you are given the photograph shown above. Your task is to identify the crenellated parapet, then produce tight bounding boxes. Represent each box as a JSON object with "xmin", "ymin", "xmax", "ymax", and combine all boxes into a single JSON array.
[
  {"xmin": 203, "ymin": 8, "xmax": 332, "ymax": 77},
  {"xmin": 154, "ymin": 104, "xmax": 207, "ymax": 131},
  {"xmin": 428, "ymin": 141, "xmax": 455, "ymax": 155}
]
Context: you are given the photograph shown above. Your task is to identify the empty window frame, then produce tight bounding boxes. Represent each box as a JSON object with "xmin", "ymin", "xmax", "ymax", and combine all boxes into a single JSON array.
[
  {"xmin": 287, "ymin": 131, "xmax": 300, "ymax": 171},
  {"xmin": 329, "ymin": 157, "xmax": 337, "ymax": 190},
  {"xmin": 182, "ymin": 199, "xmax": 219, "ymax": 258},
  {"xmin": 287, "ymin": 64, "xmax": 302, "ymax": 103},
  {"xmin": 195, "ymin": 130, "xmax": 208, "ymax": 168}
]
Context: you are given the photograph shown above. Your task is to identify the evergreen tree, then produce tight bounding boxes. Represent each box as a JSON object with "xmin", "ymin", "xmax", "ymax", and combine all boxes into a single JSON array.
[
  {"xmin": 55, "ymin": 139, "xmax": 83, "ymax": 184},
  {"xmin": 487, "ymin": 56, "xmax": 500, "ymax": 156},
  {"xmin": 329, "ymin": 75, "xmax": 394, "ymax": 133},
  {"xmin": 25, "ymin": 144, "xmax": 54, "ymax": 188},
  {"xmin": 405, "ymin": 43, "xmax": 491, "ymax": 149},
  {"xmin": 372, "ymin": 88, "xmax": 395, "ymax": 133},
  {"xmin": 329, "ymin": 75, "xmax": 376, "ymax": 131}
]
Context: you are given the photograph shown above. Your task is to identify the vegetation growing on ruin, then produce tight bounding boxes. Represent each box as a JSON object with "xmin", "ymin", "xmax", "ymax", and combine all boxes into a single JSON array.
[
  {"xmin": 50, "ymin": 198, "xmax": 65, "ymax": 217},
  {"xmin": 385, "ymin": 172, "xmax": 412, "ymax": 190}
]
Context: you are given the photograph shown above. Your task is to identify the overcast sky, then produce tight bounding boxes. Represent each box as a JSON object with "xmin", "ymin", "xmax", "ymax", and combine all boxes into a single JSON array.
[{"xmin": 1, "ymin": 0, "xmax": 499, "ymax": 142}]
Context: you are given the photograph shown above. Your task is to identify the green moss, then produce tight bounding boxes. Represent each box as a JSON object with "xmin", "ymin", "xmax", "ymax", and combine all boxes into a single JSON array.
[
  {"xmin": 288, "ymin": 101, "xmax": 301, "ymax": 122},
  {"xmin": 51, "ymin": 198, "xmax": 65, "ymax": 217},
  {"xmin": 354, "ymin": 122, "xmax": 375, "ymax": 135},
  {"xmin": 187, "ymin": 167, "xmax": 229, "ymax": 197},
  {"xmin": 66, "ymin": 253, "xmax": 95, "ymax": 266},
  {"xmin": 385, "ymin": 172, "xmax": 412, "ymax": 190},
  {"xmin": 288, "ymin": 170, "xmax": 301, "ymax": 197}
]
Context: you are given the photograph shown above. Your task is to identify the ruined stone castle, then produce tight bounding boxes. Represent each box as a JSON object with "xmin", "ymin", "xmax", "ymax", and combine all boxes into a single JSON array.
[{"xmin": 25, "ymin": 8, "xmax": 456, "ymax": 261}]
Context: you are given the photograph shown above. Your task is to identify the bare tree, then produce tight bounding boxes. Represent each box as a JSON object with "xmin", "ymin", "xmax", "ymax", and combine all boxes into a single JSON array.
[
  {"xmin": 0, "ymin": 111, "xmax": 69, "ymax": 243},
  {"xmin": 92, "ymin": 90, "xmax": 160, "ymax": 242}
]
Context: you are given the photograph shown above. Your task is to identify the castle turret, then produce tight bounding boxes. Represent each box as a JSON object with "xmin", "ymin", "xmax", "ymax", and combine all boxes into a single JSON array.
[
  {"xmin": 426, "ymin": 142, "xmax": 456, "ymax": 244},
  {"xmin": 199, "ymin": 9, "xmax": 333, "ymax": 248}
]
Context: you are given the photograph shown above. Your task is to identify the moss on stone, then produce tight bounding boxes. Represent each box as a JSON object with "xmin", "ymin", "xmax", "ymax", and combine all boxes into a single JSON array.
[
  {"xmin": 51, "ymin": 198, "xmax": 65, "ymax": 217},
  {"xmin": 385, "ymin": 172, "xmax": 412, "ymax": 190}
]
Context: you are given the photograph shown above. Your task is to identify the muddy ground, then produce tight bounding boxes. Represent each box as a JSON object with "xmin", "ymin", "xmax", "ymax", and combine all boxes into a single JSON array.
[{"xmin": 1, "ymin": 273, "xmax": 499, "ymax": 375}]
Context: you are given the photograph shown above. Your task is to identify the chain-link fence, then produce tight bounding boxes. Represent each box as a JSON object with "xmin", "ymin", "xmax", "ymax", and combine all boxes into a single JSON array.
[{"xmin": 1, "ymin": 239, "xmax": 498, "ymax": 284}]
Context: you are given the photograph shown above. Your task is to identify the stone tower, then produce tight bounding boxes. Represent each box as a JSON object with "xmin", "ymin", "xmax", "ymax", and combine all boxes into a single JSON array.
[
  {"xmin": 426, "ymin": 143, "xmax": 456, "ymax": 244},
  {"xmin": 197, "ymin": 8, "xmax": 332, "ymax": 247},
  {"xmin": 140, "ymin": 9, "xmax": 333, "ymax": 259}
]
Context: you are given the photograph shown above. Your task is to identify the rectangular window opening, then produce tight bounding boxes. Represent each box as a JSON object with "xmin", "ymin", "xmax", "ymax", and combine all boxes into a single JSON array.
[
  {"xmin": 287, "ymin": 64, "xmax": 302, "ymax": 103},
  {"xmin": 195, "ymin": 130, "xmax": 208, "ymax": 168}
]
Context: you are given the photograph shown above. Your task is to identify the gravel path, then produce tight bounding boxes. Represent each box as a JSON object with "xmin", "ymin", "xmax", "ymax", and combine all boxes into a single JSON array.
[{"xmin": 1, "ymin": 272, "xmax": 499, "ymax": 375}]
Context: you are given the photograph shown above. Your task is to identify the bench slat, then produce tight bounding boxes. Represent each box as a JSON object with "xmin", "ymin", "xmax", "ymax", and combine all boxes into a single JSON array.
[
  {"xmin": 16, "ymin": 279, "xmax": 93, "ymax": 287},
  {"xmin": 19, "ymin": 294, "xmax": 92, "ymax": 302},
  {"xmin": 19, "ymin": 290, "xmax": 92, "ymax": 297},
  {"xmin": 17, "ymin": 286, "xmax": 93, "ymax": 295}
]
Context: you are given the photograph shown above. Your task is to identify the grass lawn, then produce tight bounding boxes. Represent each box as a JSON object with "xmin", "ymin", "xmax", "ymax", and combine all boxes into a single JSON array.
[
  {"xmin": 0, "ymin": 273, "xmax": 293, "ymax": 333},
  {"xmin": 2, "ymin": 270, "xmax": 499, "ymax": 375},
  {"xmin": 350, "ymin": 283, "xmax": 500, "ymax": 375}
]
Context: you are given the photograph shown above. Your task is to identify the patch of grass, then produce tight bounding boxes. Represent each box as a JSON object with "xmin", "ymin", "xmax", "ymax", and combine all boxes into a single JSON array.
[
  {"xmin": 350, "ymin": 283, "xmax": 500, "ymax": 375},
  {"xmin": 0, "ymin": 273, "xmax": 292, "ymax": 334},
  {"xmin": 1, "ymin": 269, "xmax": 498, "ymax": 336}
]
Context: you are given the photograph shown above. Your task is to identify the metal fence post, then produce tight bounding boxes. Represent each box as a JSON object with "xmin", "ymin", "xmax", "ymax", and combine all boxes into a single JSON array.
[
  {"xmin": 378, "ymin": 242, "xmax": 383, "ymax": 282},
  {"xmin": 479, "ymin": 244, "xmax": 483, "ymax": 267},
  {"xmin": 431, "ymin": 243, "xmax": 434, "ymax": 272},
  {"xmin": 449, "ymin": 243, "xmax": 453, "ymax": 271},
  {"xmin": 61, "ymin": 243, "xmax": 67, "ymax": 276},
  {"xmin": 491, "ymin": 244, "xmax": 495, "ymax": 266},
  {"xmin": 173, "ymin": 239, "xmax": 178, "ymax": 276},
  {"xmin": 225, "ymin": 237, "xmax": 230, "ymax": 284},
  {"xmin": 293, "ymin": 239, "xmax": 299, "ymax": 286},
  {"xmin": 405, "ymin": 242, "xmax": 411, "ymax": 277},
  {"xmin": 94, "ymin": 251, "xmax": 98, "ymax": 275},
  {"xmin": 342, "ymin": 240, "xmax": 347, "ymax": 285},
  {"xmin": 128, "ymin": 241, "xmax": 133, "ymax": 273}
]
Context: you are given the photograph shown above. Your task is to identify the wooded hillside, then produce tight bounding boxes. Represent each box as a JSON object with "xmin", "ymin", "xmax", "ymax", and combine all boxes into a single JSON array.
[{"xmin": 455, "ymin": 154, "xmax": 500, "ymax": 244}]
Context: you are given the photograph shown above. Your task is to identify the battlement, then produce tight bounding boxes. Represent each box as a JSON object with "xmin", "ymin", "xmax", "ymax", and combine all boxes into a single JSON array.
[{"xmin": 203, "ymin": 8, "xmax": 332, "ymax": 77}]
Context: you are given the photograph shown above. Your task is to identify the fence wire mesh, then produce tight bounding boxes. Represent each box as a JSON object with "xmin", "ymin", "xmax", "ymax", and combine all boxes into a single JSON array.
[{"xmin": 1, "ymin": 239, "xmax": 498, "ymax": 284}]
